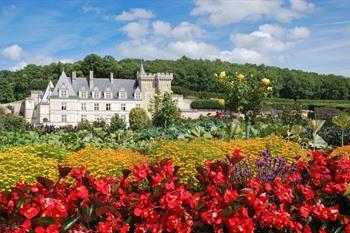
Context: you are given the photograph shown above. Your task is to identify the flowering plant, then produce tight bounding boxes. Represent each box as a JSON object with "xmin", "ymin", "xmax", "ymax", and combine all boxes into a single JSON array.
[{"xmin": 1, "ymin": 149, "xmax": 350, "ymax": 232}]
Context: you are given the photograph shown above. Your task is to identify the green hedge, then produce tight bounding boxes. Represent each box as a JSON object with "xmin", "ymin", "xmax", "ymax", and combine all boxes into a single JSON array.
[
  {"xmin": 172, "ymin": 86, "xmax": 223, "ymax": 99},
  {"xmin": 191, "ymin": 99, "xmax": 224, "ymax": 110},
  {"xmin": 263, "ymin": 98, "xmax": 350, "ymax": 109}
]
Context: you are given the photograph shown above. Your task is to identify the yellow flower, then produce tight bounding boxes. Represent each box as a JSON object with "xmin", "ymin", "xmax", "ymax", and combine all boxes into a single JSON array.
[
  {"xmin": 214, "ymin": 73, "xmax": 218, "ymax": 77},
  {"xmin": 237, "ymin": 73, "xmax": 245, "ymax": 81},
  {"xmin": 267, "ymin": 86, "xmax": 273, "ymax": 92},
  {"xmin": 217, "ymin": 99, "xmax": 225, "ymax": 106},
  {"xmin": 219, "ymin": 71, "xmax": 226, "ymax": 79},
  {"xmin": 261, "ymin": 78, "xmax": 270, "ymax": 86}
]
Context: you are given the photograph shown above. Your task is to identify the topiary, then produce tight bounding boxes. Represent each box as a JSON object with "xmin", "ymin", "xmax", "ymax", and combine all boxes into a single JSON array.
[{"xmin": 129, "ymin": 107, "xmax": 150, "ymax": 130}]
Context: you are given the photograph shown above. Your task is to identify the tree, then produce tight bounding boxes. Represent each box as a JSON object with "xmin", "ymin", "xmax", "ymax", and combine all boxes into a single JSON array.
[
  {"xmin": 129, "ymin": 107, "xmax": 150, "ymax": 130},
  {"xmin": 110, "ymin": 114, "xmax": 126, "ymax": 131},
  {"xmin": 152, "ymin": 92, "xmax": 181, "ymax": 128},
  {"xmin": 0, "ymin": 79, "xmax": 15, "ymax": 103}
]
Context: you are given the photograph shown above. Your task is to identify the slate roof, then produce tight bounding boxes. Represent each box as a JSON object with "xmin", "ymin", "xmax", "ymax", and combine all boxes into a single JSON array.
[{"xmin": 51, "ymin": 71, "xmax": 139, "ymax": 99}]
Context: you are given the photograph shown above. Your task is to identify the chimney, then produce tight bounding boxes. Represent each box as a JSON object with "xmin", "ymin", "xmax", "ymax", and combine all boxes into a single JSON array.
[
  {"xmin": 110, "ymin": 72, "xmax": 114, "ymax": 84},
  {"xmin": 89, "ymin": 70, "xmax": 94, "ymax": 89},
  {"xmin": 72, "ymin": 71, "xmax": 76, "ymax": 82}
]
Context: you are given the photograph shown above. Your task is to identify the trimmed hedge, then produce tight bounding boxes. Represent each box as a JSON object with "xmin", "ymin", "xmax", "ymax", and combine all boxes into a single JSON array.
[
  {"xmin": 172, "ymin": 86, "xmax": 224, "ymax": 99},
  {"xmin": 191, "ymin": 99, "xmax": 224, "ymax": 110}
]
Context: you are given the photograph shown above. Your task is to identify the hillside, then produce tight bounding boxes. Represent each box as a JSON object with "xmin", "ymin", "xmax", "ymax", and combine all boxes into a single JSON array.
[{"xmin": 1, "ymin": 54, "xmax": 349, "ymax": 103}]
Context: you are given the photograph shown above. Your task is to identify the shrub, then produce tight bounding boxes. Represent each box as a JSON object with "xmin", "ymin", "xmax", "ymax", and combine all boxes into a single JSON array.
[
  {"xmin": 191, "ymin": 99, "xmax": 224, "ymax": 110},
  {"xmin": 77, "ymin": 119, "xmax": 93, "ymax": 131},
  {"xmin": 92, "ymin": 119, "xmax": 108, "ymax": 129},
  {"xmin": 110, "ymin": 114, "xmax": 126, "ymax": 131},
  {"xmin": 129, "ymin": 107, "xmax": 150, "ymax": 130},
  {"xmin": 0, "ymin": 149, "xmax": 58, "ymax": 190},
  {"xmin": 152, "ymin": 92, "xmax": 181, "ymax": 128},
  {"xmin": 61, "ymin": 148, "xmax": 148, "ymax": 179},
  {"xmin": 0, "ymin": 114, "xmax": 29, "ymax": 131},
  {"xmin": 153, "ymin": 136, "xmax": 307, "ymax": 184}
]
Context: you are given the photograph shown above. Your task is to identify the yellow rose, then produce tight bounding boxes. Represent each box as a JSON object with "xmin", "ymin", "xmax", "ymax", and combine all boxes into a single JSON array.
[
  {"xmin": 219, "ymin": 71, "xmax": 226, "ymax": 79},
  {"xmin": 217, "ymin": 99, "xmax": 225, "ymax": 106},
  {"xmin": 214, "ymin": 73, "xmax": 218, "ymax": 77},
  {"xmin": 237, "ymin": 73, "xmax": 245, "ymax": 81},
  {"xmin": 267, "ymin": 86, "xmax": 273, "ymax": 92},
  {"xmin": 261, "ymin": 78, "xmax": 270, "ymax": 86}
]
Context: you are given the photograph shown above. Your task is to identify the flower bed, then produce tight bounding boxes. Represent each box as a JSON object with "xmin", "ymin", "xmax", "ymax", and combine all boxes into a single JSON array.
[
  {"xmin": 152, "ymin": 136, "xmax": 307, "ymax": 184},
  {"xmin": 1, "ymin": 150, "xmax": 350, "ymax": 232}
]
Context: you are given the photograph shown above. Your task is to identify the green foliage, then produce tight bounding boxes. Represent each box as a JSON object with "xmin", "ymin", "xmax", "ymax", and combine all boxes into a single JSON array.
[
  {"xmin": 152, "ymin": 92, "xmax": 181, "ymax": 128},
  {"xmin": 1, "ymin": 54, "xmax": 350, "ymax": 104},
  {"xmin": 0, "ymin": 114, "xmax": 29, "ymax": 131},
  {"xmin": 110, "ymin": 114, "xmax": 126, "ymax": 131},
  {"xmin": 129, "ymin": 107, "xmax": 150, "ymax": 130},
  {"xmin": 77, "ymin": 119, "xmax": 93, "ymax": 131},
  {"xmin": 308, "ymin": 120, "xmax": 327, "ymax": 149},
  {"xmin": 332, "ymin": 112, "xmax": 350, "ymax": 146},
  {"xmin": 191, "ymin": 99, "xmax": 224, "ymax": 110}
]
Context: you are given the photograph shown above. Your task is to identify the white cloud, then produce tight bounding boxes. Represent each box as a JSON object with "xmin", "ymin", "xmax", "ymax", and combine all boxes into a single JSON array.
[
  {"xmin": 115, "ymin": 8, "xmax": 153, "ymax": 21},
  {"xmin": 216, "ymin": 48, "xmax": 266, "ymax": 64},
  {"xmin": 121, "ymin": 21, "xmax": 149, "ymax": 39},
  {"xmin": 81, "ymin": 5, "xmax": 100, "ymax": 14},
  {"xmin": 171, "ymin": 22, "xmax": 206, "ymax": 40},
  {"xmin": 288, "ymin": 26, "xmax": 310, "ymax": 40},
  {"xmin": 168, "ymin": 40, "xmax": 218, "ymax": 58},
  {"xmin": 9, "ymin": 56, "xmax": 74, "ymax": 71},
  {"xmin": 231, "ymin": 24, "xmax": 310, "ymax": 53},
  {"xmin": 2, "ymin": 44, "xmax": 23, "ymax": 59},
  {"xmin": 152, "ymin": 21, "xmax": 172, "ymax": 36},
  {"xmin": 290, "ymin": 0, "xmax": 314, "ymax": 12},
  {"xmin": 191, "ymin": 0, "xmax": 314, "ymax": 27}
]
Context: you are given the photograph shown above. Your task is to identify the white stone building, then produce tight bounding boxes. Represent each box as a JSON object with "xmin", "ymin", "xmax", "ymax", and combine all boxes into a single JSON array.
[{"xmin": 24, "ymin": 64, "xmax": 173, "ymax": 127}]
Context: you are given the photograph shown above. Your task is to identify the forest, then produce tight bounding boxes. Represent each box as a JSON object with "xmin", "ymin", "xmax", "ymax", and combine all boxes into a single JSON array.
[{"xmin": 0, "ymin": 54, "xmax": 349, "ymax": 103}]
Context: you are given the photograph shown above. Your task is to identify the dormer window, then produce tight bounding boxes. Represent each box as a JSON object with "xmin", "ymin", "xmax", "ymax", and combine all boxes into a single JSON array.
[
  {"xmin": 104, "ymin": 88, "xmax": 112, "ymax": 99},
  {"xmin": 59, "ymin": 83, "xmax": 68, "ymax": 98},
  {"xmin": 119, "ymin": 88, "xmax": 127, "ymax": 99},
  {"xmin": 92, "ymin": 87, "xmax": 100, "ymax": 99},
  {"xmin": 134, "ymin": 90, "xmax": 141, "ymax": 99}
]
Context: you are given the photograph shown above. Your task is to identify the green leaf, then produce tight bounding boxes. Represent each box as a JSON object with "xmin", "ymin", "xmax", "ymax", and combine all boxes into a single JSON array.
[
  {"xmin": 343, "ymin": 183, "xmax": 350, "ymax": 196},
  {"xmin": 61, "ymin": 216, "xmax": 79, "ymax": 232},
  {"xmin": 308, "ymin": 120, "xmax": 325, "ymax": 134}
]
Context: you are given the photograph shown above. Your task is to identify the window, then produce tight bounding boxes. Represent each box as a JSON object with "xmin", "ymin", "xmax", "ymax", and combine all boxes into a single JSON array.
[
  {"xmin": 136, "ymin": 104, "xmax": 141, "ymax": 108},
  {"xmin": 119, "ymin": 89, "xmax": 127, "ymax": 99},
  {"xmin": 81, "ymin": 114, "xmax": 87, "ymax": 121},
  {"xmin": 121, "ymin": 103, "xmax": 126, "ymax": 111},
  {"xmin": 61, "ymin": 102, "xmax": 67, "ymax": 110},
  {"xmin": 135, "ymin": 91, "xmax": 141, "ymax": 99},
  {"xmin": 60, "ymin": 89, "xmax": 67, "ymax": 98},
  {"xmin": 106, "ymin": 103, "xmax": 111, "ymax": 111},
  {"xmin": 81, "ymin": 103, "xmax": 87, "ymax": 111},
  {"xmin": 94, "ymin": 115, "xmax": 100, "ymax": 122},
  {"xmin": 80, "ymin": 91, "xmax": 87, "ymax": 98},
  {"xmin": 105, "ymin": 92, "xmax": 112, "ymax": 99},
  {"xmin": 93, "ymin": 91, "xmax": 100, "ymax": 99},
  {"xmin": 61, "ymin": 115, "xmax": 67, "ymax": 123},
  {"xmin": 94, "ymin": 103, "xmax": 99, "ymax": 111}
]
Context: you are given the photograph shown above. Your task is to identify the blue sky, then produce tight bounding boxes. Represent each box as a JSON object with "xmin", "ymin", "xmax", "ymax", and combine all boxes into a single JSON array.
[{"xmin": 0, "ymin": 0, "xmax": 349, "ymax": 76}]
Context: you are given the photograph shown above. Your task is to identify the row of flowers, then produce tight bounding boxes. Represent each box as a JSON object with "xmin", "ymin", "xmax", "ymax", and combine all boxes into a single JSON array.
[{"xmin": 1, "ymin": 149, "xmax": 350, "ymax": 232}]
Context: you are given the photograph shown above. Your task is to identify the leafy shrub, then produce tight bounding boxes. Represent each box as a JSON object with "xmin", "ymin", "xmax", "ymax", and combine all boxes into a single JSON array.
[
  {"xmin": 152, "ymin": 92, "xmax": 181, "ymax": 128},
  {"xmin": 129, "ymin": 107, "xmax": 150, "ymax": 130},
  {"xmin": 61, "ymin": 148, "xmax": 148, "ymax": 179},
  {"xmin": 110, "ymin": 114, "xmax": 126, "ymax": 131},
  {"xmin": 0, "ymin": 114, "xmax": 29, "ymax": 131},
  {"xmin": 77, "ymin": 119, "xmax": 93, "ymax": 131},
  {"xmin": 191, "ymin": 99, "xmax": 224, "ymax": 110},
  {"xmin": 153, "ymin": 136, "xmax": 307, "ymax": 184},
  {"xmin": 0, "ymin": 149, "xmax": 58, "ymax": 190}
]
